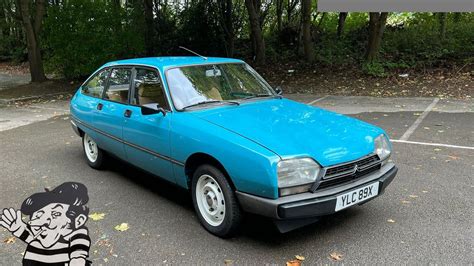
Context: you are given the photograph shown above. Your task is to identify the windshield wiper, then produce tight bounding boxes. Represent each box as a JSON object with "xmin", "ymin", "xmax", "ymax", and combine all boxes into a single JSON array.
[
  {"xmin": 242, "ymin": 93, "xmax": 281, "ymax": 100},
  {"xmin": 182, "ymin": 100, "xmax": 240, "ymax": 110}
]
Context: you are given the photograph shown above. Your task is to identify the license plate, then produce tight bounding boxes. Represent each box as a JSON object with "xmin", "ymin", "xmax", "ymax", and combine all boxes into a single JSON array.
[{"xmin": 335, "ymin": 182, "xmax": 379, "ymax": 211}]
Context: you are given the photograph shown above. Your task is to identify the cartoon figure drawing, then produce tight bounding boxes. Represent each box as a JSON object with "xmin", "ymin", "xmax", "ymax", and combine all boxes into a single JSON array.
[{"xmin": 1, "ymin": 182, "xmax": 91, "ymax": 265}]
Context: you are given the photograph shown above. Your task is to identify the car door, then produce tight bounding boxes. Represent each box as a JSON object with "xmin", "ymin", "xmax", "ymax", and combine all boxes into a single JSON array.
[
  {"xmin": 93, "ymin": 67, "xmax": 132, "ymax": 160},
  {"xmin": 122, "ymin": 67, "xmax": 175, "ymax": 183},
  {"xmin": 72, "ymin": 68, "xmax": 110, "ymax": 142}
]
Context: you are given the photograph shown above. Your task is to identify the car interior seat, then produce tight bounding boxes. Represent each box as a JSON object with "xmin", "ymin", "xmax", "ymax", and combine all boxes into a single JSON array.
[
  {"xmin": 207, "ymin": 87, "xmax": 223, "ymax": 101},
  {"xmin": 137, "ymin": 83, "xmax": 167, "ymax": 108}
]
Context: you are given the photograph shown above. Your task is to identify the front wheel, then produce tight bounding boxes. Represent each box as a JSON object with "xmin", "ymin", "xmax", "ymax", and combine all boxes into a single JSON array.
[
  {"xmin": 82, "ymin": 133, "xmax": 105, "ymax": 169},
  {"xmin": 191, "ymin": 165, "xmax": 241, "ymax": 237}
]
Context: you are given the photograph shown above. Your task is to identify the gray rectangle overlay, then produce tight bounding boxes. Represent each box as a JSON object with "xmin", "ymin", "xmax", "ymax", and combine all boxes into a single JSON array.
[{"xmin": 318, "ymin": 0, "xmax": 474, "ymax": 12}]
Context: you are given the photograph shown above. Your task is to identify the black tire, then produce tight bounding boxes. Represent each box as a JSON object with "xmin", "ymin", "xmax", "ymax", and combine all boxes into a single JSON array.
[
  {"xmin": 191, "ymin": 164, "xmax": 242, "ymax": 238},
  {"xmin": 82, "ymin": 133, "xmax": 105, "ymax": 169}
]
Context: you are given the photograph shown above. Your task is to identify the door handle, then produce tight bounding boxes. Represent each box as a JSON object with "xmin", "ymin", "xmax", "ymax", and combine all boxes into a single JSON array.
[
  {"xmin": 124, "ymin": 109, "xmax": 132, "ymax": 118},
  {"xmin": 97, "ymin": 103, "xmax": 103, "ymax": 110}
]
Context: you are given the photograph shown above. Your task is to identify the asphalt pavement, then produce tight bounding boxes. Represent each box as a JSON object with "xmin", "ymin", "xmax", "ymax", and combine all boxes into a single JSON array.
[{"xmin": 0, "ymin": 95, "xmax": 473, "ymax": 265}]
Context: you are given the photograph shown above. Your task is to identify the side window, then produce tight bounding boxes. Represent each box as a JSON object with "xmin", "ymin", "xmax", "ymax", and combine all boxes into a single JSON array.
[
  {"xmin": 81, "ymin": 69, "xmax": 109, "ymax": 98},
  {"xmin": 134, "ymin": 68, "xmax": 169, "ymax": 110},
  {"xmin": 104, "ymin": 68, "xmax": 132, "ymax": 104}
]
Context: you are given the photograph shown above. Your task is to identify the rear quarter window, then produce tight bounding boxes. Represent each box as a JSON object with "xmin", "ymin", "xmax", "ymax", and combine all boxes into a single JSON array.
[{"xmin": 81, "ymin": 69, "xmax": 110, "ymax": 98}]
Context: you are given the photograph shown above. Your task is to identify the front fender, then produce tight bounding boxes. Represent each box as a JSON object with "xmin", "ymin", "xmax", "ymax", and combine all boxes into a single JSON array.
[{"xmin": 170, "ymin": 112, "xmax": 281, "ymax": 199}]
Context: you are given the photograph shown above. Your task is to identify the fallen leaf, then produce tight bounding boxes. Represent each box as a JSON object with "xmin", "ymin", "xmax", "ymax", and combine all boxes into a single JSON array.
[
  {"xmin": 286, "ymin": 260, "xmax": 301, "ymax": 266},
  {"xmin": 329, "ymin": 252, "xmax": 343, "ymax": 261},
  {"xmin": 89, "ymin": 212, "xmax": 106, "ymax": 221},
  {"xmin": 114, "ymin": 223, "xmax": 129, "ymax": 232},
  {"xmin": 387, "ymin": 219, "xmax": 396, "ymax": 223},
  {"xmin": 3, "ymin": 237, "xmax": 15, "ymax": 244},
  {"xmin": 329, "ymin": 251, "xmax": 343, "ymax": 261},
  {"xmin": 224, "ymin": 259, "xmax": 233, "ymax": 265},
  {"xmin": 448, "ymin": 155, "xmax": 460, "ymax": 160},
  {"xmin": 295, "ymin": 255, "xmax": 305, "ymax": 261}
]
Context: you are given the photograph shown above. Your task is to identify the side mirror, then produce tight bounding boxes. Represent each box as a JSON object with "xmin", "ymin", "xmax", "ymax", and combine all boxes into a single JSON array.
[
  {"xmin": 141, "ymin": 105, "xmax": 166, "ymax": 116},
  {"xmin": 274, "ymin": 86, "xmax": 283, "ymax": 95}
]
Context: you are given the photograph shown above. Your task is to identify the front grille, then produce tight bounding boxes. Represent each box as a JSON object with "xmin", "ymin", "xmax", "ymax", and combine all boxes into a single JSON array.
[
  {"xmin": 324, "ymin": 154, "xmax": 379, "ymax": 179},
  {"xmin": 313, "ymin": 154, "xmax": 381, "ymax": 191}
]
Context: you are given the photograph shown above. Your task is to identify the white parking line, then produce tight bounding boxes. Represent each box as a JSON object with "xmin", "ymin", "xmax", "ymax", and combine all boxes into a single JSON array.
[
  {"xmin": 307, "ymin": 95, "xmax": 329, "ymax": 105},
  {"xmin": 399, "ymin": 98, "xmax": 439, "ymax": 141},
  {"xmin": 392, "ymin": 139, "xmax": 474, "ymax": 150}
]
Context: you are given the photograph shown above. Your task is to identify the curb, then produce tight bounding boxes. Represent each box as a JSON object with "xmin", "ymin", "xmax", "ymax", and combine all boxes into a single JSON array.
[{"xmin": 0, "ymin": 92, "xmax": 71, "ymax": 105}]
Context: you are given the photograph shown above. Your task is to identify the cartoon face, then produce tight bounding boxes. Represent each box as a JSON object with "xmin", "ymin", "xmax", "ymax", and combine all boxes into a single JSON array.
[{"xmin": 28, "ymin": 203, "xmax": 73, "ymax": 248}]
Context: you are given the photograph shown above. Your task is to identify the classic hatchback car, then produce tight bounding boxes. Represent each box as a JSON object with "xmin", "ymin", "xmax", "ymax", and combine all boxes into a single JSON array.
[{"xmin": 70, "ymin": 57, "xmax": 397, "ymax": 237}]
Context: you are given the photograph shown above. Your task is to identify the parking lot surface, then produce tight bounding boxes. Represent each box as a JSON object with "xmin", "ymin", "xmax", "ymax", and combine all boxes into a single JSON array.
[{"xmin": 0, "ymin": 95, "xmax": 472, "ymax": 264}]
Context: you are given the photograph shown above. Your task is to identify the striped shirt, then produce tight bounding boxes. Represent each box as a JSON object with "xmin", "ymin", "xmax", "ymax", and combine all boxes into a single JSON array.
[{"xmin": 13, "ymin": 225, "xmax": 90, "ymax": 265}]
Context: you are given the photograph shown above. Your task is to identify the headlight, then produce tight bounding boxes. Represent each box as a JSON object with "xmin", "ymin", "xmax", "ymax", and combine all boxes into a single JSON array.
[
  {"xmin": 374, "ymin": 134, "xmax": 391, "ymax": 161},
  {"xmin": 277, "ymin": 158, "xmax": 320, "ymax": 196}
]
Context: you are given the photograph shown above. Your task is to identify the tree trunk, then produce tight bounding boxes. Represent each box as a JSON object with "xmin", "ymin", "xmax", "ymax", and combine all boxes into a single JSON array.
[
  {"xmin": 301, "ymin": 0, "xmax": 314, "ymax": 62},
  {"xmin": 286, "ymin": 0, "xmax": 298, "ymax": 26},
  {"xmin": 366, "ymin": 12, "xmax": 388, "ymax": 62},
  {"xmin": 276, "ymin": 0, "xmax": 283, "ymax": 33},
  {"xmin": 245, "ymin": 0, "xmax": 265, "ymax": 65},
  {"xmin": 220, "ymin": 0, "xmax": 235, "ymax": 57},
  {"xmin": 144, "ymin": 0, "xmax": 154, "ymax": 56},
  {"xmin": 337, "ymin": 12, "xmax": 348, "ymax": 37},
  {"xmin": 16, "ymin": 0, "xmax": 47, "ymax": 82},
  {"xmin": 438, "ymin": 12, "xmax": 447, "ymax": 40}
]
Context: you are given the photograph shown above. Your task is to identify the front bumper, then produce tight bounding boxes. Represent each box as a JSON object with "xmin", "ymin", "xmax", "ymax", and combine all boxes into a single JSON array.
[{"xmin": 236, "ymin": 163, "xmax": 397, "ymax": 220}]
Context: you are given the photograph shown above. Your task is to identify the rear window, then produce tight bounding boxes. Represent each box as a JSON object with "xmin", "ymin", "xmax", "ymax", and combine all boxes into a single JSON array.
[{"xmin": 81, "ymin": 69, "xmax": 110, "ymax": 98}]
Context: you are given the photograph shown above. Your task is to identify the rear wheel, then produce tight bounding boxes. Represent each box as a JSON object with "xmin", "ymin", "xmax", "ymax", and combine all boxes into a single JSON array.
[
  {"xmin": 82, "ymin": 133, "xmax": 105, "ymax": 169},
  {"xmin": 191, "ymin": 164, "xmax": 241, "ymax": 237}
]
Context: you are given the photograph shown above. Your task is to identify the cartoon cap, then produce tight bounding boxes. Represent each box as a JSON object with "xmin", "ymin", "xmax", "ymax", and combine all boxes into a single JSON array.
[{"xmin": 21, "ymin": 182, "xmax": 89, "ymax": 216}]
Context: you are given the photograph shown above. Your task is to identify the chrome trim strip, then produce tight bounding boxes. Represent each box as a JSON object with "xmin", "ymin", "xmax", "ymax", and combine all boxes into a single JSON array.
[
  {"xmin": 71, "ymin": 116, "xmax": 184, "ymax": 167},
  {"xmin": 357, "ymin": 159, "xmax": 381, "ymax": 170}
]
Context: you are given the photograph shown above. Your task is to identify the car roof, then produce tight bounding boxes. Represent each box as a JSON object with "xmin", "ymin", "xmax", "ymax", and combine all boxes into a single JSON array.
[{"xmin": 102, "ymin": 56, "xmax": 244, "ymax": 72}]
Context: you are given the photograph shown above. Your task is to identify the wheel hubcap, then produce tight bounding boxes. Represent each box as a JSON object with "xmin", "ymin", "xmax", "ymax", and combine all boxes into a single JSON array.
[
  {"xmin": 196, "ymin": 174, "xmax": 225, "ymax": 226},
  {"xmin": 84, "ymin": 134, "xmax": 98, "ymax": 162}
]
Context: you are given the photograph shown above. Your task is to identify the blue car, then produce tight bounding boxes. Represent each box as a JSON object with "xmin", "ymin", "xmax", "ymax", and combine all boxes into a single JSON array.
[{"xmin": 70, "ymin": 57, "xmax": 397, "ymax": 237}]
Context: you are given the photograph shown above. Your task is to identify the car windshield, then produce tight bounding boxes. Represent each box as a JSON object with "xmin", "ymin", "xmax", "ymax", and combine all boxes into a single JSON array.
[{"xmin": 166, "ymin": 63, "xmax": 274, "ymax": 110}]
